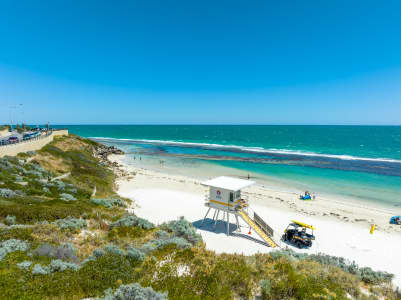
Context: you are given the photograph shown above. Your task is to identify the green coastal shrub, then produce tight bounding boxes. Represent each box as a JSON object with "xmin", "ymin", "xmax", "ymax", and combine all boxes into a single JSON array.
[
  {"xmin": 92, "ymin": 197, "xmax": 126, "ymax": 208},
  {"xmin": 269, "ymin": 249, "xmax": 394, "ymax": 285},
  {"xmin": 108, "ymin": 225, "xmax": 148, "ymax": 240},
  {"xmin": 31, "ymin": 163, "xmax": 46, "ymax": 173},
  {"xmin": 54, "ymin": 180, "xmax": 66, "ymax": 190},
  {"xmin": 163, "ymin": 216, "xmax": 201, "ymax": 245},
  {"xmin": 126, "ymin": 246, "xmax": 146, "ymax": 262},
  {"xmin": 0, "ymin": 227, "xmax": 33, "ymax": 241},
  {"xmin": 82, "ymin": 247, "xmax": 106, "ymax": 264},
  {"xmin": 262, "ymin": 260, "xmax": 346, "ymax": 299},
  {"xmin": 260, "ymin": 279, "xmax": 272, "ymax": 297},
  {"xmin": 97, "ymin": 283, "xmax": 168, "ymax": 300},
  {"xmin": 358, "ymin": 266, "xmax": 394, "ymax": 284},
  {"xmin": 54, "ymin": 217, "xmax": 87, "ymax": 232},
  {"xmin": 0, "ymin": 158, "xmax": 13, "ymax": 170},
  {"xmin": 0, "ymin": 239, "xmax": 30, "ymax": 260},
  {"xmin": 32, "ymin": 263, "xmax": 50, "ymax": 275},
  {"xmin": 60, "ymin": 193, "xmax": 76, "ymax": 201},
  {"xmin": 109, "ymin": 215, "xmax": 154, "ymax": 230},
  {"xmin": 5, "ymin": 215, "xmax": 16, "ymax": 225},
  {"xmin": 93, "ymin": 248, "xmax": 105, "ymax": 258},
  {"xmin": 60, "ymin": 242, "xmax": 78, "ymax": 254},
  {"xmin": 49, "ymin": 259, "xmax": 80, "ymax": 272},
  {"xmin": 24, "ymin": 169, "xmax": 43, "ymax": 178},
  {"xmin": 141, "ymin": 236, "xmax": 192, "ymax": 253},
  {"xmin": 0, "ymin": 188, "xmax": 18, "ymax": 198},
  {"xmin": 155, "ymin": 230, "xmax": 169, "ymax": 240},
  {"xmin": 68, "ymin": 187, "xmax": 77, "ymax": 194},
  {"xmin": 0, "ymin": 198, "xmax": 93, "ymax": 223},
  {"xmin": 31, "ymin": 259, "xmax": 80, "ymax": 275},
  {"xmin": 15, "ymin": 175, "xmax": 24, "ymax": 182},
  {"xmin": 17, "ymin": 260, "xmax": 33, "ymax": 270},
  {"xmin": 104, "ymin": 244, "xmax": 125, "ymax": 256}
]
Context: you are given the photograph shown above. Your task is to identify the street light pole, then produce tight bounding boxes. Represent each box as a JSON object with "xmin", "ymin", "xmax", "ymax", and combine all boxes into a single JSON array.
[
  {"xmin": 9, "ymin": 106, "xmax": 16, "ymax": 131},
  {"xmin": 19, "ymin": 104, "xmax": 23, "ymax": 129}
]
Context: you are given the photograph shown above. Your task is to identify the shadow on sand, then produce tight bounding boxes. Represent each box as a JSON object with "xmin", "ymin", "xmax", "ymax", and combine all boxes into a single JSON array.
[{"xmin": 192, "ymin": 218, "xmax": 271, "ymax": 247}]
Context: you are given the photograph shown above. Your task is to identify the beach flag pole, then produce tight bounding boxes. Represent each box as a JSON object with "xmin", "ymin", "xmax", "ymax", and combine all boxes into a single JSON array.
[{"xmin": 370, "ymin": 224, "xmax": 376, "ymax": 234}]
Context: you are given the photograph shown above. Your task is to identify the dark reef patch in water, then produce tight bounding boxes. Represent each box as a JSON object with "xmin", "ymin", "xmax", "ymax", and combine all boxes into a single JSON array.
[{"xmin": 95, "ymin": 138, "xmax": 401, "ymax": 177}]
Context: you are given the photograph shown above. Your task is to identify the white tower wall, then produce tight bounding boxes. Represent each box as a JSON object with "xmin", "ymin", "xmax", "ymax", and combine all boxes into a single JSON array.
[{"xmin": 208, "ymin": 187, "xmax": 239, "ymax": 211}]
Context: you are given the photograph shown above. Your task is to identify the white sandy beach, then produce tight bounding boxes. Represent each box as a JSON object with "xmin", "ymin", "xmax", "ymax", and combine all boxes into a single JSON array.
[{"xmin": 110, "ymin": 154, "xmax": 401, "ymax": 287}]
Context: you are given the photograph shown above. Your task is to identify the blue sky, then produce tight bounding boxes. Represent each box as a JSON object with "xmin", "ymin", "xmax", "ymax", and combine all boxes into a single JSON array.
[{"xmin": 1, "ymin": 0, "xmax": 400, "ymax": 125}]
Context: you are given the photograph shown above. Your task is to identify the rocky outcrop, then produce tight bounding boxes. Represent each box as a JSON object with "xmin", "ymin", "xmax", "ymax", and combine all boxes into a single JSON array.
[{"xmin": 94, "ymin": 145, "xmax": 124, "ymax": 166}]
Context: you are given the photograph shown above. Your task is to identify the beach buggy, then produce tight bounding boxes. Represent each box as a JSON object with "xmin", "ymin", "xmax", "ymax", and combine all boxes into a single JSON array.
[
  {"xmin": 390, "ymin": 216, "xmax": 401, "ymax": 225},
  {"xmin": 282, "ymin": 220, "xmax": 315, "ymax": 248}
]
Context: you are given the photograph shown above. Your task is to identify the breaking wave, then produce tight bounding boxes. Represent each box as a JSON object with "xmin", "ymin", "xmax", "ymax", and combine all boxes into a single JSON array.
[{"xmin": 91, "ymin": 137, "xmax": 401, "ymax": 164}]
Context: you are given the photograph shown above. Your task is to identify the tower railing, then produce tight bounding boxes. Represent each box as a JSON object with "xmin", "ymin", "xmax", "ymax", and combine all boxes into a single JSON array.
[
  {"xmin": 254, "ymin": 212, "xmax": 274, "ymax": 237},
  {"xmin": 244, "ymin": 206, "xmax": 282, "ymax": 247}
]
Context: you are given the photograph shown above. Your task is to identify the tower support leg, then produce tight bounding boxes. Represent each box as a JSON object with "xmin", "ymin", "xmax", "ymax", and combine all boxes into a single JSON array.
[
  {"xmin": 201, "ymin": 207, "xmax": 211, "ymax": 227},
  {"xmin": 235, "ymin": 214, "xmax": 241, "ymax": 232},
  {"xmin": 226, "ymin": 212, "xmax": 230, "ymax": 235},
  {"xmin": 212, "ymin": 209, "xmax": 217, "ymax": 222},
  {"xmin": 214, "ymin": 210, "xmax": 220, "ymax": 230}
]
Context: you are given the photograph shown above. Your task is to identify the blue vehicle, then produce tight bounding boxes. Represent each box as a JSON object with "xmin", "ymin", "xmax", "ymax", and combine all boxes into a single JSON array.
[
  {"xmin": 23, "ymin": 131, "xmax": 40, "ymax": 140},
  {"xmin": 390, "ymin": 216, "xmax": 401, "ymax": 225}
]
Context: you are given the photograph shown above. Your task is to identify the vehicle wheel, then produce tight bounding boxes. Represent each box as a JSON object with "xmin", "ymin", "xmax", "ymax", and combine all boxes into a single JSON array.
[{"xmin": 296, "ymin": 241, "xmax": 303, "ymax": 249}]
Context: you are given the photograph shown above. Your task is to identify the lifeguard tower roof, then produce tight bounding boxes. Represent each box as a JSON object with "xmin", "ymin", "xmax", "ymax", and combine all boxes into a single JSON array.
[{"xmin": 201, "ymin": 176, "xmax": 255, "ymax": 191}]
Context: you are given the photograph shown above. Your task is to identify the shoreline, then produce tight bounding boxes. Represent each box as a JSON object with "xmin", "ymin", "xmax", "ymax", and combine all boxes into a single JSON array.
[
  {"xmin": 109, "ymin": 153, "xmax": 401, "ymax": 287},
  {"xmin": 94, "ymin": 136, "xmax": 401, "ymax": 209},
  {"xmin": 113, "ymin": 153, "xmax": 401, "ymax": 234}
]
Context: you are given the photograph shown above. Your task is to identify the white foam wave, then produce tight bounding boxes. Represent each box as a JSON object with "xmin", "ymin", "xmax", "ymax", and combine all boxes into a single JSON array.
[{"xmin": 91, "ymin": 137, "xmax": 401, "ymax": 164}]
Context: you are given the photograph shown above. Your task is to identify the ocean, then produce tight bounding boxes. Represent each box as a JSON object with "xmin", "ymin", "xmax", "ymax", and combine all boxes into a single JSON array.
[{"xmin": 54, "ymin": 125, "xmax": 401, "ymax": 208}]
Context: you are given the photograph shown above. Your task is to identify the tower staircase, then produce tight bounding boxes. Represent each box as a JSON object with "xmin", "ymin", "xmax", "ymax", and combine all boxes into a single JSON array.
[{"xmin": 238, "ymin": 209, "xmax": 279, "ymax": 248}]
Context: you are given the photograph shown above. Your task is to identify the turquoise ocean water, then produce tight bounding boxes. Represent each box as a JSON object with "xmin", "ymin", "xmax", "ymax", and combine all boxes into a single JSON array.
[{"xmin": 55, "ymin": 125, "xmax": 401, "ymax": 208}]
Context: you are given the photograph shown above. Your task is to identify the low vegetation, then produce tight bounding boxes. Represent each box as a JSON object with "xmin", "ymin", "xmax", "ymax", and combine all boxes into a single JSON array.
[
  {"xmin": 269, "ymin": 249, "xmax": 394, "ymax": 285},
  {"xmin": 0, "ymin": 135, "xmax": 398, "ymax": 299}
]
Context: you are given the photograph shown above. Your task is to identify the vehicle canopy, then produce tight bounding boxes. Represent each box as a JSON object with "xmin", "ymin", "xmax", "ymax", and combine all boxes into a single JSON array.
[{"xmin": 290, "ymin": 220, "xmax": 316, "ymax": 230}]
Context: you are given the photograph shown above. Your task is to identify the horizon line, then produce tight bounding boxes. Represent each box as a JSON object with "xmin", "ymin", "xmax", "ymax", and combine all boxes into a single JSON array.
[{"xmin": 47, "ymin": 123, "xmax": 401, "ymax": 126}]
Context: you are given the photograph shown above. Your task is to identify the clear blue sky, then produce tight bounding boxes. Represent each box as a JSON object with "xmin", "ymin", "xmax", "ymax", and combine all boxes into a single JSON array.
[{"xmin": 1, "ymin": 0, "xmax": 400, "ymax": 125}]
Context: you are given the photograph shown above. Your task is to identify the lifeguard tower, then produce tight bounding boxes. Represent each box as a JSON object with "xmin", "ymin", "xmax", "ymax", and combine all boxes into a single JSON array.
[{"xmin": 201, "ymin": 176, "xmax": 279, "ymax": 248}]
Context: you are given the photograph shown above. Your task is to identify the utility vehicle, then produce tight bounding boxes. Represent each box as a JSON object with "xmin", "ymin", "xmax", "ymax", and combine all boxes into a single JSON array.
[{"xmin": 282, "ymin": 220, "xmax": 315, "ymax": 248}]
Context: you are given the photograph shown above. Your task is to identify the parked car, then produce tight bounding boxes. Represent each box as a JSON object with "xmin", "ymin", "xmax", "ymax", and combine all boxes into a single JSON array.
[
  {"xmin": 8, "ymin": 136, "xmax": 19, "ymax": 143},
  {"xmin": 23, "ymin": 131, "xmax": 40, "ymax": 140}
]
